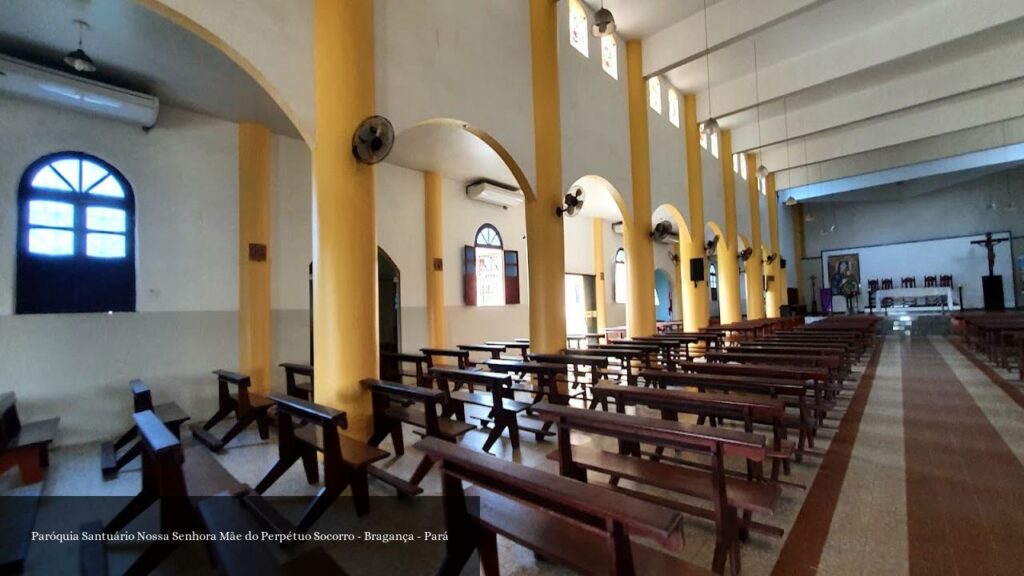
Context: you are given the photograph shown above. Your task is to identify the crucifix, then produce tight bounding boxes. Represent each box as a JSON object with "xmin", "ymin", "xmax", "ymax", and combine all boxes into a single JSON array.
[{"xmin": 970, "ymin": 232, "xmax": 1008, "ymax": 276}]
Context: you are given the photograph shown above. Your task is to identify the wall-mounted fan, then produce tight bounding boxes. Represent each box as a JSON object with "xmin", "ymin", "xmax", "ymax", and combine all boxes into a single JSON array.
[
  {"xmin": 557, "ymin": 186, "xmax": 585, "ymax": 217},
  {"xmin": 765, "ymin": 252, "xmax": 778, "ymax": 265},
  {"xmin": 352, "ymin": 115, "xmax": 394, "ymax": 165},
  {"xmin": 705, "ymin": 236, "xmax": 719, "ymax": 255},
  {"xmin": 650, "ymin": 220, "xmax": 677, "ymax": 243},
  {"xmin": 738, "ymin": 247, "xmax": 753, "ymax": 261}
]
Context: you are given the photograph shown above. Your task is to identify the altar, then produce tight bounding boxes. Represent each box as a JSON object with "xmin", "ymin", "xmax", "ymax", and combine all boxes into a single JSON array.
[{"xmin": 875, "ymin": 286, "xmax": 956, "ymax": 314}]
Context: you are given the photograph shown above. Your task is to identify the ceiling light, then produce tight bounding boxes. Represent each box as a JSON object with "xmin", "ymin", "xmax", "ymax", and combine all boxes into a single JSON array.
[
  {"xmin": 757, "ymin": 164, "xmax": 769, "ymax": 180},
  {"xmin": 701, "ymin": 117, "xmax": 720, "ymax": 137},
  {"xmin": 64, "ymin": 20, "xmax": 96, "ymax": 74},
  {"xmin": 592, "ymin": 2, "xmax": 616, "ymax": 37},
  {"xmin": 785, "ymin": 197, "xmax": 798, "ymax": 206}
]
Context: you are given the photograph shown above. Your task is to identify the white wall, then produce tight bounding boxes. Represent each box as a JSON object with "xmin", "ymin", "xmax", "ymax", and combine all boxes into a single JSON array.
[
  {"xmin": 564, "ymin": 215, "xmax": 596, "ymax": 276},
  {"xmin": 0, "ymin": 96, "xmax": 312, "ymax": 444},
  {"xmin": 649, "ymin": 83, "xmax": 690, "ymax": 226}
]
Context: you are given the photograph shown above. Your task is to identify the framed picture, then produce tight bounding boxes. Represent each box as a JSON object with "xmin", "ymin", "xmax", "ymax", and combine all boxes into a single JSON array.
[{"xmin": 827, "ymin": 254, "xmax": 861, "ymax": 296}]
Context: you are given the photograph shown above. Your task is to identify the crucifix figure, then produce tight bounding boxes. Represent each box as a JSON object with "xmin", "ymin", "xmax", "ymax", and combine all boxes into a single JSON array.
[{"xmin": 970, "ymin": 232, "xmax": 1008, "ymax": 276}]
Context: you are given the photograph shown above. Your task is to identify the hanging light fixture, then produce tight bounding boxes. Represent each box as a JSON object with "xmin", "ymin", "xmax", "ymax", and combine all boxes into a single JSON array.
[
  {"xmin": 700, "ymin": 0, "xmax": 719, "ymax": 137},
  {"xmin": 592, "ymin": 1, "xmax": 616, "ymax": 37},
  {"xmin": 752, "ymin": 39, "xmax": 769, "ymax": 181},
  {"xmin": 63, "ymin": 20, "xmax": 97, "ymax": 73}
]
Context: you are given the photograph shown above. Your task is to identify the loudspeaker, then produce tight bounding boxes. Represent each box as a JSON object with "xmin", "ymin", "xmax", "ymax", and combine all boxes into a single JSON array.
[
  {"xmin": 982, "ymin": 275, "xmax": 1005, "ymax": 311},
  {"xmin": 780, "ymin": 258, "xmax": 787, "ymax": 269},
  {"xmin": 689, "ymin": 257, "xmax": 705, "ymax": 283}
]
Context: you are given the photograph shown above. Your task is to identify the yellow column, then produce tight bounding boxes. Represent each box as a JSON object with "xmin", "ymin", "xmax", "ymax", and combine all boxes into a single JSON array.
[
  {"xmin": 312, "ymin": 0, "xmax": 377, "ymax": 439},
  {"xmin": 744, "ymin": 154, "xmax": 765, "ymax": 319},
  {"xmin": 717, "ymin": 131, "xmax": 741, "ymax": 323},
  {"xmin": 593, "ymin": 219, "xmax": 608, "ymax": 332},
  {"xmin": 765, "ymin": 173, "xmax": 783, "ymax": 317},
  {"xmin": 238, "ymin": 123, "xmax": 272, "ymax": 395},
  {"xmin": 526, "ymin": 0, "xmax": 567, "ymax": 354},
  {"xmin": 793, "ymin": 203, "xmax": 805, "ymax": 306},
  {"xmin": 424, "ymin": 171, "xmax": 445, "ymax": 348},
  {"xmin": 624, "ymin": 40, "xmax": 657, "ymax": 337},
  {"xmin": 683, "ymin": 94, "xmax": 710, "ymax": 330}
]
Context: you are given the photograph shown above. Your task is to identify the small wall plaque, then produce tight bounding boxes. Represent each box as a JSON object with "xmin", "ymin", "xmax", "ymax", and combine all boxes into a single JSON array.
[
  {"xmin": 249, "ymin": 243, "xmax": 268, "ymax": 262},
  {"xmin": 433, "ymin": 258, "xmax": 444, "ymax": 271}
]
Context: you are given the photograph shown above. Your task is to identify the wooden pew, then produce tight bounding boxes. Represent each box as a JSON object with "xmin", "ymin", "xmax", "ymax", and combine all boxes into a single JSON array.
[
  {"xmin": 421, "ymin": 347, "xmax": 470, "ymax": 370},
  {"xmin": 457, "ymin": 343, "xmax": 507, "ymax": 367},
  {"xmin": 380, "ymin": 352, "xmax": 430, "ymax": 388},
  {"xmin": 641, "ymin": 369, "xmax": 816, "ymax": 459},
  {"xmin": 191, "ymin": 370, "xmax": 273, "ymax": 451},
  {"xmin": 430, "ymin": 367, "xmax": 528, "ymax": 452},
  {"xmin": 590, "ymin": 381, "xmax": 794, "ymax": 481},
  {"xmin": 363, "ymin": 378, "xmax": 474, "ymax": 486},
  {"xmin": 414, "ymin": 437, "xmax": 712, "ymax": 576},
  {"xmin": 281, "ymin": 362, "xmax": 315, "ymax": 400},
  {"xmin": 534, "ymin": 403, "xmax": 781, "ymax": 575},
  {"xmin": 486, "ymin": 340, "xmax": 530, "ymax": 360},
  {"xmin": 576, "ymin": 345, "xmax": 650, "ymax": 385},
  {"xmin": 254, "ymin": 394, "xmax": 389, "ymax": 529},
  {"xmin": 529, "ymin": 353, "xmax": 610, "ymax": 402},
  {"xmin": 196, "ymin": 495, "xmax": 348, "ymax": 576},
  {"xmin": 82, "ymin": 409, "xmax": 249, "ymax": 576},
  {"xmin": 101, "ymin": 379, "xmax": 190, "ymax": 476},
  {"xmin": 0, "ymin": 392, "xmax": 59, "ymax": 485},
  {"xmin": 704, "ymin": 351, "xmax": 845, "ymax": 389}
]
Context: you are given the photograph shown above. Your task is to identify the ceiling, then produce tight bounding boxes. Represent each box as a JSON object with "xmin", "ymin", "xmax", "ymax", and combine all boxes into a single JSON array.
[
  {"xmin": 582, "ymin": 0, "xmax": 715, "ymax": 40},
  {"xmin": 636, "ymin": 0, "xmax": 1024, "ymax": 198},
  {"xmin": 802, "ymin": 161, "xmax": 1024, "ymax": 204},
  {"xmin": 0, "ymin": 0, "xmax": 298, "ymax": 137},
  {"xmin": 388, "ymin": 123, "xmax": 518, "ymax": 188}
]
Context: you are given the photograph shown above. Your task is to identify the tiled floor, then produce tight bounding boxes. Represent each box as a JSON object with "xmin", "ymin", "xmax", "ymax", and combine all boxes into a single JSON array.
[{"xmin": 6, "ymin": 318, "xmax": 1024, "ymax": 575}]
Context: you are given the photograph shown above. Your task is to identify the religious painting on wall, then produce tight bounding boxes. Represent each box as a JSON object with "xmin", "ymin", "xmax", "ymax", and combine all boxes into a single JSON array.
[{"xmin": 827, "ymin": 253, "xmax": 861, "ymax": 296}]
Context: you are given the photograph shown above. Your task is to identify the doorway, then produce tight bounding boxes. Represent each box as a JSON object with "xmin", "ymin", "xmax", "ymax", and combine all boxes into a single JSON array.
[
  {"xmin": 565, "ymin": 274, "xmax": 597, "ymax": 335},
  {"xmin": 378, "ymin": 248, "xmax": 401, "ymax": 354}
]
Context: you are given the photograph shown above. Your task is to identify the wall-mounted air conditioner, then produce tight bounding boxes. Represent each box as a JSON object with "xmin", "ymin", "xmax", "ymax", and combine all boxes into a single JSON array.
[
  {"xmin": 0, "ymin": 54, "xmax": 159, "ymax": 128},
  {"xmin": 466, "ymin": 179, "xmax": 523, "ymax": 208}
]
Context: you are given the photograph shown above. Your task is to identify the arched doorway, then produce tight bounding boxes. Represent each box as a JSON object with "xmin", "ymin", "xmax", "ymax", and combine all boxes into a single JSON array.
[
  {"xmin": 378, "ymin": 248, "xmax": 401, "ymax": 354},
  {"xmin": 654, "ymin": 268, "xmax": 672, "ymax": 321}
]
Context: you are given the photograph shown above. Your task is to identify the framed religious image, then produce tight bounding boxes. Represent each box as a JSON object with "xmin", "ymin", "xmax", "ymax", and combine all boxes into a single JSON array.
[{"xmin": 827, "ymin": 254, "xmax": 861, "ymax": 296}]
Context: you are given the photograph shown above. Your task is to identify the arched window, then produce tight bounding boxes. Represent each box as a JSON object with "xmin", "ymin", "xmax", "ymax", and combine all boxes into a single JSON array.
[
  {"xmin": 16, "ymin": 152, "xmax": 136, "ymax": 314},
  {"xmin": 463, "ymin": 224, "xmax": 520, "ymax": 306},
  {"xmin": 613, "ymin": 248, "xmax": 627, "ymax": 304},
  {"xmin": 709, "ymin": 263, "xmax": 719, "ymax": 302}
]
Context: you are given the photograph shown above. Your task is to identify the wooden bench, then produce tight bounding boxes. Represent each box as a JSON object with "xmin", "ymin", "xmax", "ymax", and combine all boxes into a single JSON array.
[
  {"xmin": 363, "ymin": 378, "xmax": 473, "ymax": 487},
  {"xmin": 529, "ymin": 353, "xmax": 610, "ymax": 402},
  {"xmin": 457, "ymin": 343, "xmax": 506, "ymax": 367},
  {"xmin": 0, "ymin": 392, "xmax": 59, "ymax": 485},
  {"xmin": 485, "ymin": 340, "xmax": 531, "ymax": 360},
  {"xmin": 421, "ymin": 347, "xmax": 470, "ymax": 370},
  {"xmin": 534, "ymin": 403, "xmax": 781, "ymax": 575},
  {"xmin": 281, "ymin": 362, "xmax": 315, "ymax": 400},
  {"xmin": 380, "ymin": 352, "xmax": 430, "ymax": 388},
  {"xmin": 254, "ymin": 394, "xmax": 389, "ymax": 529},
  {"xmin": 101, "ymin": 379, "xmax": 190, "ymax": 476},
  {"xmin": 196, "ymin": 494, "xmax": 348, "ymax": 576},
  {"xmin": 705, "ymin": 351, "xmax": 845, "ymax": 390},
  {"xmin": 414, "ymin": 437, "xmax": 712, "ymax": 576},
  {"xmin": 191, "ymin": 370, "xmax": 273, "ymax": 451},
  {"xmin": 430, "ymin": 367, "xmax": 528, "ymax": 452},
  {"xmin": 575, "ymin": 346, "xmax": 650, "ymax": 385},
  {"xmin": 591, "ymin": 381, "xmax": 795, "ymax": 481},
  {"xmin": 641, "ymin": 369, "xmax": 816, "ymax": 459},
  {"xmin": 82, "ymin": 409, "xmax": 250, "ymax": 576}
]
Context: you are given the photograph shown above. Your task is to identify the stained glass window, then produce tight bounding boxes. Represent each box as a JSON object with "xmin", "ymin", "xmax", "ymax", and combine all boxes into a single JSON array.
[
  {"xmin": 569, "ymin": 0, "xmax": 589, "ymax": 57},
  {"xmin": 601, "ymin": 34, "xmax": 618, "ymax": 79}
]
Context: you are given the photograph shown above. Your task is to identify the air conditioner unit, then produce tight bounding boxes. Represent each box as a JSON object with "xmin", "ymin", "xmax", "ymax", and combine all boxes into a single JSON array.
[
  {"xmin": 466, "ymin": 180, "xmax": 523, "ymax": 208},
  {"xmin": 0, "ymin": 54, "xmax": 159, "ymax": 128}
]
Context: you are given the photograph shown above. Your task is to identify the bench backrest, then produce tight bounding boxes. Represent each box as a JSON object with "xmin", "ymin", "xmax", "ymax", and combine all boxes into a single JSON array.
[
  {"xmin": 379, "ymin": 353, "xmax": 428, "ymax": 387},
  {"xmin": 269, "ymin": 393, "xmax": 347, "ymax": 428},
  {"xmin": 133, "ymin": 409, "xmax": 187, "ymax": 498},
  {"xmin": 642, "ymin": 369, "xmax": 807, "ymax": 398},
  {"xmin": 430, "ymin": 367, "xmax": 510, "ymax": 389},
  {"xmin": 593, "ymin": 381, "xmax": 785, "ymax": 421},
  {"xmin": 213, "ymin": 369, "xmax": 257, "ymax": 410},
  {"xmin": 414, "ymin": 437, "xmax": 684, "ymax": 548},
  {"xmin": 674, "ymin": 360, "xmax": 828, "ymax": 382},
  {"xmin": 363, "ymin": 378, "xmax": 445, "ymax": 436},
  {"xmin": 280, "ymin": 362, "xmax": 314, "ymax": 397},
  {"xmin": 0, "ymin": 392, "xmax": 21, "ymax": 448},
  {"xmin": 130, "ymin": 379, "xmax": 154, "ymax": 412},
  {"xmin": 530, "ymin": 353, "xmax": 609, "ymax": 370},
  {"xmin": 420, "ymin": 348, "xmax": 470, "ymax": 370}
]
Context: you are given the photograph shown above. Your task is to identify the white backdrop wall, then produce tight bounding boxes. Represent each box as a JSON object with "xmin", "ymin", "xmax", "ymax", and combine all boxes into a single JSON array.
[
  {"xmin": 819, "ymin": 232, "xmax": 1014, "ymax": 310},
  {"xmin": 0, "ymin": 96, "xmax": 312, "ymax": 444}
]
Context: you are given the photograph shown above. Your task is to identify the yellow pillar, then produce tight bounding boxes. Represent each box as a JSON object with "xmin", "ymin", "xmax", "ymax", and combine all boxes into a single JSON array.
[
  {"xmin": 793, "ymin": 203, "xmax": 805, "ymax": 306},
  {"xmin": 424, "ymin": 171, "xmax": 445, "ymax": 348},
  {"xmin": 526, "ymin": 0, "xmax": 568, "ymax": 353},
  {"xmin": 238, "ymin": 123, "xmax": 272, "ymax": 395},
  {"xmin": 765, "ymin": 174, "xmax": 783, "ymax": 317},
  {"xmin": 312, "ymin": 0, "xmax": 377, "ymax": 439},
  {"xmin": 744, "ymin": 154, "xmax": 765, "ymax": 319},
  {"xmin": 593, "ymin": 219, "xmax": 608, "ymax": 332},
  {"xmin": 717, "ymin": 131, "xmax": 741, "ymax": 323},
  {"xmin": 683, "ymin": 94, "xmax": 710, "ymax": 330},
  {"xmin": 624, "ymin": 40, "xmax": 657, "ymax": 337}
]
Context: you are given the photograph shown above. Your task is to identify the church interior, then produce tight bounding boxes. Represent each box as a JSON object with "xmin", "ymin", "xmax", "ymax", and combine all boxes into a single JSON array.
[{"xmin": 1, "ymin": 1, "xmax": 1023, "ymax": 575}]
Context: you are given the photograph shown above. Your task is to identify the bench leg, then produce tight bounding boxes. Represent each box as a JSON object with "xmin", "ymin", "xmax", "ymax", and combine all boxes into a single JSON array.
[
  {"xmin": 297, "ymin": 486, "xmax": 342, "ymax": 532},
  {"xmin": 255, "ymin": 412, "xmax": 271, "ymax": 440},
  {"xmin": 390, "ymin": 424, "xmax": 405, "ymax": 456},
  {"xmin": 256, "ymin": 453, "xmax": 301, "ymax": 493},
  {"xmin": 478, "ymin": 529, "xmax": 500, "ymax": 576},
  {"xmin": 301, "ymin": 448, "xmax": 320, "ymax": 484},
  {"xmin": 409, "ymin": 455, "xmax": 435, "ymax": 486},
  {"xmin": 104, "ymin": 490, "xmax": 157, "ymax": 534},
  {"xmin": 350, "ymin": 469, "xmax": 371, "ymax": 517},
  {"xmin": 202, "ymin": 406, "xmax": 234, "ymax": 431},
  {"xmin": 480, "ymin": 420, "xmax": 506, "ymax": 453},
  {"xmin": 113, "ymin": 441, "xmax": 143, "ymax": 472},
  {"xmin": 218, "ymin": 415, "xmax": 256, "ymax": 448}
]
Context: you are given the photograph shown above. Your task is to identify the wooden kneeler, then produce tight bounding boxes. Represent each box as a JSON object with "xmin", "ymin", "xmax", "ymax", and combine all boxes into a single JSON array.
[
  {"xmin": 254, "ymin": 394, "xmax": 389, "ymax": 530},
  {"xmin": 191, "ymin": 370, "xmax": 273, "ymax": 451},
  {"xmin": 101, "ymin": 379, "xmax": 189, "ymax": 476}
]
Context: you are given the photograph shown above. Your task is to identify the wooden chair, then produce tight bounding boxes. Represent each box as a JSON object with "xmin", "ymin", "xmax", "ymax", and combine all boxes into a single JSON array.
[
  {"xmin": 101, "ymin": 379, "xmax": 190, "ymax": 476},
  {"xmin": 191, "ymin": 370, "xmax": 273, "ymax": 451},
  {"xmin": 363, "ymin": 378, "xmax": 473, "ymax": 488},
  {"xmin": 535, "ymin": 403, "xmax": 780, "ymax": 575},
  {"xmin": 430, "ymin": 367, "xmax": 528, "ymax": 453},
  {"xmin": 940, "ymin": 274, "xmax": 953, "ymax": 288},
  {"xmin": 281, "ymin": 362, "xmax": 314, "ymax": 400},
  {"xmin": 881, "ymin": 278, "xmax": 893, "ymax": 290},
  {"xmin": 924, "ymin": 275, "xmax": 938, "ymax": 287},
  {"xmin": 0, "ymin": 392, "xmax": 59, "ymax": 485},
  {"xmin": 254, "ymin": 394, "xmax": 389, "ymax": 530},
  {"xmin": 82, "ymin": 409, "xmax": 249, "ymax": 576},
  {"xmin": 901, "ymin": 276, "xmax": 916, "ymax": 288},
  {"xmin": 414, "ymin": 437, "xmax": 711, "ymax": 576}
]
